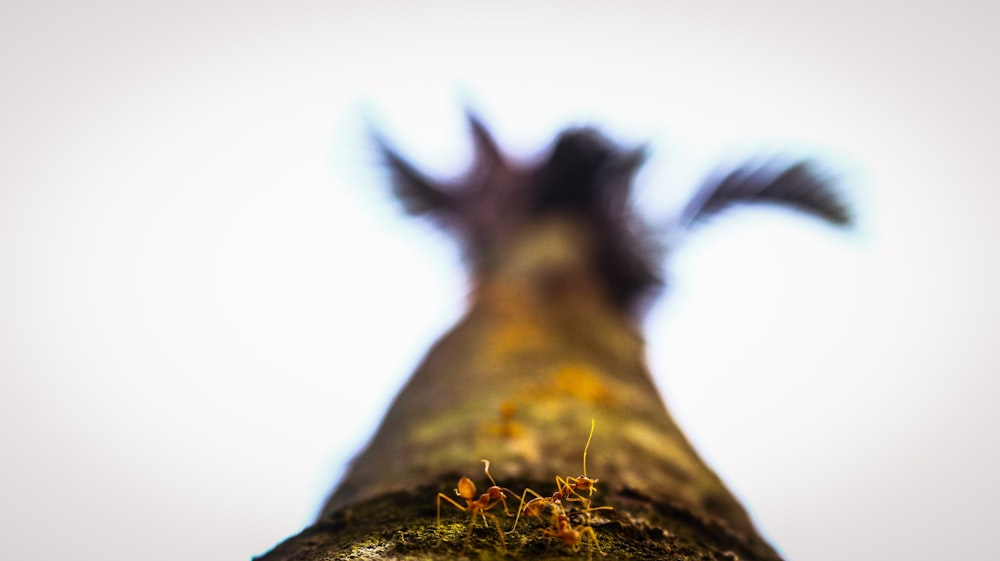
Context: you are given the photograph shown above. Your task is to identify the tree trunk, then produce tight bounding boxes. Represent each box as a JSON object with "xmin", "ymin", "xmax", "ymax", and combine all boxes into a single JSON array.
[
  {"xmin": 255, "ymin": 114, "xmax": 848, "ymax": 561},
  {"xmin": 257, "ymin": 294, "xmax": 782, "ymax": 560}
]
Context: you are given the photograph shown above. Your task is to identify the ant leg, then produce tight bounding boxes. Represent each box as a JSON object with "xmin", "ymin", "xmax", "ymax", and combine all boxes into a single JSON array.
[
  {"xmin": 481, "ymin": 511, "xmax": 507, "ymax": 551},
  {"xmin": 436, "ymin": 493, "xmax": 468, "ymax": 530},
  {"xmin": 509, "ymin": 487, "xmax": 548, "ymax": 533},
  {"xmin": 568, "ymin": 505, "xmax": 615, "ymax": 524},
  {"xmin": 462, "ymin": 513, "xmax": 477, "ymax": 551},
  {"xmin": 459, "ymin": 510, "xmax": 507, "ymax": 552},
  {"xmin": 581, "ymin": 525, "xmax": 605, "ymax": 558},
  {"xmin": 499, "ymin": 486, "xmax": 522, "ymax": 516}
]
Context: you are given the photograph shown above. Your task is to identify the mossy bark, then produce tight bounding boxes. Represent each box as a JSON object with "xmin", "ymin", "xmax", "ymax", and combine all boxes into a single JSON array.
[{"xmin": 257, "ymin": 479, "xmax": 777, "ymax": 561}]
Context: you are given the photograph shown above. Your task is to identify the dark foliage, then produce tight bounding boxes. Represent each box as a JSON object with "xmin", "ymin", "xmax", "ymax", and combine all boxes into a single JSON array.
[{"xmin": 372, "ymin": 112, "xmax": 851, "ymax": 312}]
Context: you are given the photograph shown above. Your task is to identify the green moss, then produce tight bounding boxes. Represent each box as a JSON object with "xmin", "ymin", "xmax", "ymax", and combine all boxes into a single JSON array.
[{"xmin": 258, "ymin": 479, "xmax": 778, "ymax": 561}]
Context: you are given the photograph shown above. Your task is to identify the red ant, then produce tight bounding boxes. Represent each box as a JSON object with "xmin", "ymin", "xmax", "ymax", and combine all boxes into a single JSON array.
[
  {"xmin": 545, "ymin": 511, "xmax": 601, "ymax": 551},
  {"xmin": 510, "ymin": 419, "xmax": 609, "ymax": 532},
  {"xmin": 536, "ymin": 500, "xmax": 608, "ymax": 559},
  {"xmin": 555, "ymin": 418, "xmax": 601, "ymax": 504},
  {"xmin": 436, "ymin": 459, "xmax": 511, "ymax": 550}
]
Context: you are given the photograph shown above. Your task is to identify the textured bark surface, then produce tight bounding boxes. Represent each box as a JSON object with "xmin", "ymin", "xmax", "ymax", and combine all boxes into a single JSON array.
[
  {"xmin": 256, "ymin": 114, "xmax": 849, "ymax": 560},
  {"xmin": 259, "ymin": 480, "xmax": 778, "ymax": 560}
]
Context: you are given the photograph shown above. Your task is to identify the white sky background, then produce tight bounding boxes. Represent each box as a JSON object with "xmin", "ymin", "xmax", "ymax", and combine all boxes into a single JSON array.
[{"xmin": 1, "ymin": 1, "xmax": 998, "ymax": 560}]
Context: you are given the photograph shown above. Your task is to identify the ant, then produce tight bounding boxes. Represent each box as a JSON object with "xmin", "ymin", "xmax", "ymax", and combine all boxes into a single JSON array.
[
  {"xmin": 544, "ymin": 511, "xmax": 602, "ymax": 552},
  {"xmin": 536, "ymin": 500, "xmax": 607, "ymax": 559},
  {"xmin": 436, "ymin": 459, "xmax": 512, "ymax": 550},
  {"xmin": 510, "ymin": 419, "xmax": 610, "ymax": 533},
  {"xmin": 555, "ymin": 418, "xmax": 601, "ymax": 505}
]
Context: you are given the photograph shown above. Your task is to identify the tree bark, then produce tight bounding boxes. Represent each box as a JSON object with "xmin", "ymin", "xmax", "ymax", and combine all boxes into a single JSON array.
[
  {"xmin": 257, "ymin": 312, "xmax": 780, "ymax": 560},
  {"xmin": 255, "ymin": 115, "xmax": 848, "ymax": 561}
]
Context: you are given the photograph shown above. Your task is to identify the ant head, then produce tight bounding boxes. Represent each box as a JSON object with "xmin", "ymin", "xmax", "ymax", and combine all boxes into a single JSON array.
[
  {"xmin": 486, "ymin": 486, "xmax": 505, "ymax": 500},
  {"xmin": 576, "ymin": 476, "xmax": 598, "ymax": 493},
  {"xmin": 455, "ymin": 476, "xmax": 476, "ymax": 500}
]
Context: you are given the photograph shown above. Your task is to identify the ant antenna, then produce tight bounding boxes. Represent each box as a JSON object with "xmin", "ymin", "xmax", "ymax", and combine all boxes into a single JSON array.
[
  {"xmin": 582, "ymin": 419, "xmax": 595, "ymax": 478},
  {"xmin": 482, "ymin": 459, "xmax": 497, "ymax": 486}
]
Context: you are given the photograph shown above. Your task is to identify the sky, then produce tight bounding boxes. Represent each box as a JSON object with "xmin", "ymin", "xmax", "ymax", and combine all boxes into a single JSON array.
[{"xmin": 1, "ymin": 2, "xmax": 998, "ymax": 560}]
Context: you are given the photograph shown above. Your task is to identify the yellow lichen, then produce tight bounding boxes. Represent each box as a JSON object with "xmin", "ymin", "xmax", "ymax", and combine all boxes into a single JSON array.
[
  {"xmin": 552, "ymin": 365, "xmax": 613, "ymax": 404},
  {"xmin": 512, "ymin": 364, "xmax": 615, "ymax": 408}
]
